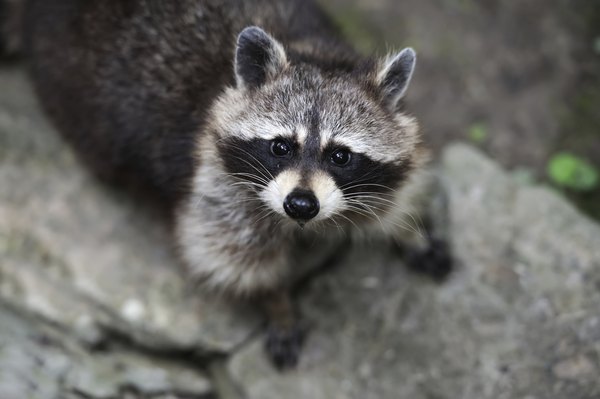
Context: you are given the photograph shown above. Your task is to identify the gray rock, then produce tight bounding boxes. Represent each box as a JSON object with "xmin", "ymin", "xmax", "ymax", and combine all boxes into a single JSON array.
[
  {"xmin": 230, "ymin": 144, "xmax": 600, "ymax": 399},
  {"xmin": 0, "ymin": 67, "xmax": 258, "ymax": 354},
  {"xmin": 0, "ymin": 305, "xmax": 213, "ymax": 399}
]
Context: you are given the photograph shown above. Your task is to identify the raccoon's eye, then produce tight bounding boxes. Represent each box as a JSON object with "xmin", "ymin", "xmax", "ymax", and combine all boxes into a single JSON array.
[
  {"xmin": 330, "ymin": 149, "xmax": 352, "ymax": 166},
  {"xmin": 270, "ymin": 139, "xmax": 292, "ymax": 157}
]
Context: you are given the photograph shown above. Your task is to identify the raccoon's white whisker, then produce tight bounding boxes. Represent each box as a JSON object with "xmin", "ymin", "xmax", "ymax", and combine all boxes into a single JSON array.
[
  {"xmin": 345, "ymin": 192, "xmax": 398, "ymax": 203},
  {"xmin": 223, "ymin": 172, "xmax": 271, "ymax": 185},
  {"xmin": 252, "ymin": 207, "xmax": 280, "ymax": 225},
  {"xmin": 343, "ymin": 185, "xmax": 398, "ymax": 195},
  {"xmin": 272, "ymin": 217, "xmax": 289, "ymax": 232},
  {"xmin": 346, "ymin": 201, "xmax": 391, "ymax": 233},
  {"xmin": 252, "ymin": 212, "xmax": 274, "ymax": 226},
  {"xmin": 341, "ymin": 182, "xmax": 396, "ymax": 192},
  {"xmin": 345, "ymin": 198, "xmax": 422, "ymax": 237},
  {"xmin": 339, "ymin": 170, "xmax": 393, "ymax": 190},
  {"xmin": 329, "ymin": 217, "xmax": 346, "ymax": 235},
  {"xmin": 358, "ymin": 198, "xmax": 424, "ymax": 237},
  {"xmin": 332, "ymin": 212, "xmax": 361, "ymax": 232},
  {"xmin": 229, "ymin": 182, "xmax": 265, "ymax": 193},
  {"xmin": 192, "ymin": 191, "xmax": 262, "ymax": 211},
  {"xmin": 223, "ymin": 154, "xmax": 273, "ymax": 183},
  {"xmin": 222, "ymin": 143, "xmax": 275, "ymax": 181},
  {"xmin": 209, "ymin": 172, "xmax": 271, "ymax": 190},
  {"xmin": 324, "ymin": 218, "xmax": 346, "ymax": 237},
  {"xmin": 346, "ymin": 193, "xmax": 421, "ymax": 221},
  {"xmin": 338, "ymin": 169, "xmax": 382, "ymax": 187},
  {"xmin": 214, "ymin": 151, "xmax": 272, "ymax": 182},
  {"xmin": 354, "ymin": 201, "xmax": 385, "ymax": 229},
  {"xmin": 345, "ymin": 192, "xmax": 398, "ymax": 200},
  {"xmin": 343, "ymin": 202, "xmax": 386, "ymax": 229}
]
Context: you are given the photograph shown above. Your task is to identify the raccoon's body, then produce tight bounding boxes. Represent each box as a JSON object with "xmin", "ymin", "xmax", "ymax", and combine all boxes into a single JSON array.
[{"xmin": 20, "ymin": 0, "xmax": 447, "ymax": 368}]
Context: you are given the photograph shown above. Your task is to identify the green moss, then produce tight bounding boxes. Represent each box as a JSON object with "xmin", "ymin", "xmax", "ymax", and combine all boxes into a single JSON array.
[
  {"xmin": 548, "ymin": 153, "xmax": 598, "ymax": 191},
  {"xmin": 467, "ymin": 123, "xmax": 488, "ymax": 144}
]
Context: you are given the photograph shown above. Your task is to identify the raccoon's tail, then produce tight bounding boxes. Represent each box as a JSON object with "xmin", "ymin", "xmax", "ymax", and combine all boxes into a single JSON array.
[{"xmin": 0, "ymin": 0, "xmax": 25, "ymax": 58}]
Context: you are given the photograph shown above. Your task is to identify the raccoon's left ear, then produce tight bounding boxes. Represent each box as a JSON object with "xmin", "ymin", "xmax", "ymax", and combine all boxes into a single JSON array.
[
  {"xmin": 235, "ymin": 26, "xmax": 288, "ymax": 89},
  {"xmin": 376, "ymin": 48, "xmax": 416, "ymax": 111}
]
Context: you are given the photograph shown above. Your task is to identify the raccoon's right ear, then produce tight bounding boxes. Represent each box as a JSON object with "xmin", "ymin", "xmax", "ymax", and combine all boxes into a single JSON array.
[
  {"xmin": 375, "ymin": 48, "xmax": 416, "ymax": 111},
  {"xmin": 235, "ymin": 26, "xmax": 288, "ymax": 89}
]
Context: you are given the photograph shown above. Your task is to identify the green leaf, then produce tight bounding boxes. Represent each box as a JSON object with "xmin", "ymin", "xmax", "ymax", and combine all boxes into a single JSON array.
[
  {"xmin": 467, "ymin": 123, "xmax": 488, "ymax": 144},
  {"xmin": 547, "ymin": 153, "xmax": 599, "ymax": 192}
]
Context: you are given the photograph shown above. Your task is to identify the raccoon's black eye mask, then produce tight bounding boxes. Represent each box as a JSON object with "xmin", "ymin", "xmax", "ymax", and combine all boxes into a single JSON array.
[
  {"xmin": 218, "ymin": 136, "xmax": 409, "ymax": 196},
  {"xmin": 270, "ymin": 138, "xmax": 352, "ymax": 168}
]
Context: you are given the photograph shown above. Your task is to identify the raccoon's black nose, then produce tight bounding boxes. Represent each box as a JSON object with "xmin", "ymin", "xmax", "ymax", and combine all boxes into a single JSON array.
[{"xmin": 284, "ymin": 190, "xmax": 320, "ymax": 221}]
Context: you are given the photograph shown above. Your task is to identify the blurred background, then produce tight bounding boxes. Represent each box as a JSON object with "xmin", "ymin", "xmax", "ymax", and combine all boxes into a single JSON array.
[{"xmin": 318, "ymin": 0, "xmax": 600, "ymax": 220}]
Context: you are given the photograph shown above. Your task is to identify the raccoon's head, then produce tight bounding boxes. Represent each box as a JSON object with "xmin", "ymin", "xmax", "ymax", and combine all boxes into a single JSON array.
[{"xmin": 208, "ymin": 27, "xmax": 422, "ymax": 228}]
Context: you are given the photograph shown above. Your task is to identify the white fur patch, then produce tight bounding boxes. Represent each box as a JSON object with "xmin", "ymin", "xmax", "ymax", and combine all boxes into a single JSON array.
[
  {"xmin": 237, "ymin": 120, "xmax": 295, "ymax": 141},
  {"xmin": 319, "ymin": 128, "xmax": 334, "ymax": 149},
  {"xmin": 310, "ymin": 172, "xmax": 344, "ymax": 220},
  {"xmin": 296, "ymin": 125, "xmax": 309, "ymax": 147},
  {"xmin": 259, "ymin": 169, "xmax": 301, "ymax": 216},
  {"xmin": 210, "ymin": 90, "xmax": 296, "ymax": 142}
]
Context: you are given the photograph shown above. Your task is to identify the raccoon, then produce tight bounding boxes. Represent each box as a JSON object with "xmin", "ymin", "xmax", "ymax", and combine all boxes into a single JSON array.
[{"xmin": 20, "ymin": 0, "xmax": 451, "ymax": 368}]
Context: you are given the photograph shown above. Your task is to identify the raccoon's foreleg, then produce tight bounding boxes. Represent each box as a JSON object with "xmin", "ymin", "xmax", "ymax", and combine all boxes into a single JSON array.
[
  {"xmin": 397, "ymin": 231, "xmax": 453, "ymax": 282},
  {"xmin": 258, "ymin": 289, "xmax": 306, "ymax": 370},
  {"xmin": 389, "ymin": 169, "xmax": 453, "ymax": 282}
]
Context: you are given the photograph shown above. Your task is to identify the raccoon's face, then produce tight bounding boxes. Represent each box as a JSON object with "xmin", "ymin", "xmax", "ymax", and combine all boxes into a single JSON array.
[{"xmin": 209, "ymin": 27, "xmax": 421, "ymax": 228}]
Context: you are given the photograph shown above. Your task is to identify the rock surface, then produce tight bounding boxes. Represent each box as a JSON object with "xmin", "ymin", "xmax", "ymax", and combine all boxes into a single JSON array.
[
  {"xmin": 0, "ymin": 67, "xmax": 255, "ymax": 398},
  {"xmin": 0, "ymin": 306, "xmax": 213, "ymax": 399},
  {"xmin": 229, "ymin": 146, "xmax": 600, "ymax": 399},
  {"xmin": 1, "ymin": 66, "xmax": 600, "ymax": 399}
]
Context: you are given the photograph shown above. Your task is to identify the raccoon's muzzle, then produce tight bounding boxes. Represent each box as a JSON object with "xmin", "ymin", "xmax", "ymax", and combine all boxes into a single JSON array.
[{"xmin": 283, "ymin": 189, "xmax": 320, "ymax": 222}]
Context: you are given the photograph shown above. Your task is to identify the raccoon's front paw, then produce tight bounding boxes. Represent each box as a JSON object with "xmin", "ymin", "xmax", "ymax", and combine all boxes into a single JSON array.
[
  {"xmin": 264, "ymin": 322, "xmax": 307, "ymax": 370},
  {"xmin": 406, "ymin": 237, "xmax": 453, "ymax": 282}
]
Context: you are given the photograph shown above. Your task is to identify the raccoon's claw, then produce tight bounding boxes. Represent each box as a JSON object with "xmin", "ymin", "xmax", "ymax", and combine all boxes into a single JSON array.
[
  {"xmin": 264, "ymin": 323, "xmax": 306, "ymax": 370},
  {"xmin": 406, "ymin": 237, "xmax": 453, "ymax": 282}
]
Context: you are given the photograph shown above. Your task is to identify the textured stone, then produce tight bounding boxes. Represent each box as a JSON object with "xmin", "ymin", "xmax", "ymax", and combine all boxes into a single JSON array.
[
  {"xmin": 0, "ymin": 305, "xmax": 213, "ymax": 399},
  {"xmin": 230, "ymin": 144, "xmax": 600, "ymax": 399},
  {"xmin": 0, "ymin": 67, "xmax": 258, "ymax": 354}
]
